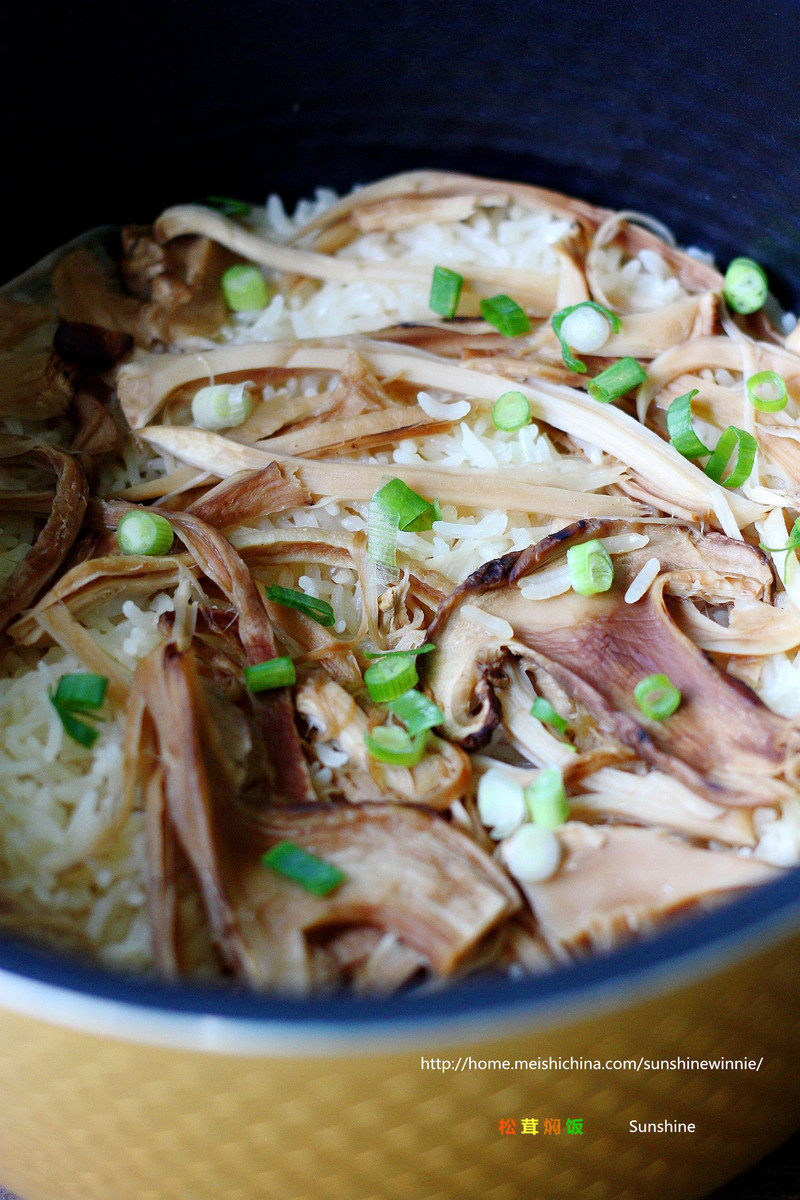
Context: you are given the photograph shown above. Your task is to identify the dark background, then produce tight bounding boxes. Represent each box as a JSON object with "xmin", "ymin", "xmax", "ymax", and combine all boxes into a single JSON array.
[
  {"xmin": 1, "ymin": 0, "xmax": 800, "ymax": 301},
  {"xmin": 1, "ymin": 0, "xmax": 800, "ymax": 1195}
]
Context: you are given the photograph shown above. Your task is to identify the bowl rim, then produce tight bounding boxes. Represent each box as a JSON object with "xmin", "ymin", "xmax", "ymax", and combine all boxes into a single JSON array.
[{"xmin": 1, "ymin": 864, "xmax": 799, "ymax": 1054}]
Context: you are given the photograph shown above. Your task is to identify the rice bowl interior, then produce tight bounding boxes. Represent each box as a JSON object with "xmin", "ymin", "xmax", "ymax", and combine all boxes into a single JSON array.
[{"xmin": 2, "ymin": 171, "xmax": 800, "ymax": 995}]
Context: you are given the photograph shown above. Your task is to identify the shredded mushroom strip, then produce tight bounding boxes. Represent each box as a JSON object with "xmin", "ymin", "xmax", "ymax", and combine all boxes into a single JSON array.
[{"xmin": 1, "ymin": 168, "xmax": 800, "ymax": 994}]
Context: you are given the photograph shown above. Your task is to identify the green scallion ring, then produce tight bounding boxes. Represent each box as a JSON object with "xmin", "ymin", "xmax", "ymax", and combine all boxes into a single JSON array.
[
  {"xmin": 523, "ymin": 766, "xmax": 570, "ymax": 829},
  {"xmin": 191, "ymin": 383, "xmax": 253, "ymax": 430},
  {"xmin": 54, "ymin": 706, "xmax": 101, "ymax": 749},
  {"xmin": 387, "ymin": 689, "xmax": 443, "ymax": 736},
  {"xmin": 221, "ymin": 264, "xmax": 271, "ymax": 312},
  {"xmin": 634, "ymin": 673, "xmax": 682, "ymax": 721},
  {"xmin": 116, "ymin": 511, "xmax": 174, "ymax": 557},
  {"xmin": 492, "ymin": 390, "xmax": 531, "ymax": 431},
  {"xmin": 373, "ymin": 478, "xmax": 437, "ymax": 532},
  {"xmin": 746, "ymin": 370, "xmax": 788, "ymax": 413},
  {"xmin": 704, "ymin": 425, "xmax": 757, "ymax": 489},
  {"xmin": 53, "ymin": 673, "xmax": 108, "ymax": 712},
  {"xmin": 364, "ymin": 653, "xmax": 418, "ymax": 703},
  {"xmin": 666, "ymin": 389, "xmax": 710, "ymax": 459},
  {"xmin": 244, "ymin": 656, "xmax": 296, "ymax": 692},
  {"xmin": 479, "ymin": 294, "xmax": 531, "ymax": 337},
  {"xmin": 429, "ymin": 266, "xmax": 464, "ymax": 318},
  {"xmin": 262, "ymin": 841, "xmax": 346, "ymax": 896},
  {"xmin": 587, "ymin": 357, "xmax": 648, "ymax": 404},
  {"xmin": 759, "ymin": 517, "xmax": 800, "ymax": 555},
  {"xmin": 551, "ymin": 301, "xmax": 621, "ymax": 373},
  {"xmin": 566, "ymin": 539, "xmax": 614, "ymax": 596},
  {"xmin": 365, "ymin": 725, "xmax": 428, "ymax": 767},
  {"xmin": 531, "ymin": 696, "xmax": 568, "ymax": 734},
  {"xmin": 723, "ymin": 257, "xmax": 768, "ymax": 315}
]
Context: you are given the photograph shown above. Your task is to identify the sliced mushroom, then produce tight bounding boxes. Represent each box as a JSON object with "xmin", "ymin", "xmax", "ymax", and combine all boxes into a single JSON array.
[
  {"xmin": 117, "ymin": 338, "xmax": 760, "ymax": 530},
  {"xmin": 131, "ymin": 643, "xmax": 518, "ymax": 990},
  {"xmin": 425, "ymin": 520, "xmax": 798, "ymax": 805},
  {"xmin": 98, "ymin": 500, "xmax": 315, "ymax": 804},
  {"xmin": 0, "ymin": 347, "xmax": 77, "ymax": 419},
  {"xmin": 296, "ymin": 671, "xmax": 471, "ymax": 810},
  {"xmin": 522, "ymin": 822, "xmax": 779, "ymax": 956},
  {"xmin": 185, "ymin": 462, "xmax": 310, "ymax": 528},
  {"xmin": 0, "ymin": 439, "xmax": 88, "ymax": 636}
]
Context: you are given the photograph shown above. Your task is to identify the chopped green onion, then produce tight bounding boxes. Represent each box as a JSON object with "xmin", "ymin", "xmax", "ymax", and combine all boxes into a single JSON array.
[
  {"xmin": 365, "ymin": 725, "xmax": 428, "ymax": 767},
  {"xmin": 666, "ymin": 389, "xmax": 710, "ymax": 459},
  {"xmin": 374, "ymin": 478, "xmax": 437, "ymax": 531},
  {"xmin": 587, "ymin": 357, "xmax": 647, "ymax": 403},
  {"xmin": 367, "ymin": 488, "xmax": 400, "ymax": 573},
  {"xmin": 116, "ymin": 511, "xmax": 174, "ymax": 557},
  {"xmin": 492, "ymin": 390, "xmax": 531, "ymax": 431},
  {"xmin": 262, "ymin": 841, "xmax": 345, "ymax": 896},
  {"xmin": 551, "ymin": 301, "xmax": 621, "ymax": 373},
  {"xmin": 364, "ymin": 653, "xmax": 418, "ymax": 703},
  {"xmin": 724, "ymin": 257, "xmax": 768, "ymax": 315},
  {"xmin": 50, "ymin": 672, "xmax": 108, "ymax": 749},
  {"xmin": 759, "ymin": 517, "xmax": 800, "ymax": 555},
  {"xmin": 53, "ymin": 673, "xmax": 108, "ymax": 712},
  {"xmin": 480, "ymin": 294, "xmax": 531, "ymax": 338},
  {"xmin": 429, "ymin": 266, "xmax": 463, "ymax": 318},
  {"xmin": 634, "ymin": 673, "xmax": 681, "ymax": 721},
  {"xmin": 363, "ymin": 644, "xmax": 435, "ymax": 659},
  {"xmin": 388, "ymin": 689, "xmax": 443, "ymax": 736},
  {"xmin": 566, "ymin": 539, "xmax": 614, "ymax": 596},
  {"xmin": 523, "ymin": 766, "xmax": 569, "ymax": 829},
  {"xmin": 531, "ymin": 696, "xmax": 568, "ymax": 734},
  {"xmin": 703, "ymin": 425, "xmax": 757, "ymax": 489},
  {"xmin": 244, "ymin": 656, "xmax": 296, "ymax": 692},
  {"xmin": 54, "ymin": 706, "xmax": 101, "ymax": 749},
  {"xmin": 477, "ymin": 768, "xmax": 526, "ymax": 839},
  {"xmin": 403, "ymin": 497, "xmax": 441, "ymax": 532},
  {"xmin": 264, "ymin": 585, "xmax": 335, "ymax": 627},
  {"xmin": 501, "ymin": 823, "xmax": 561, "ymax": 883},
  {"xmin": 202, "ymin": 196, "xmax": 251, "ymax": 217},
  {"xmin": 746, "ymin": 370, "xmax": 787, "ymax": 413},
  {"xmin": 221, "ymin": 264, "xmax": 271, "ymax": 312},
  {"xmin": 368, "ymin": 479, "xmax": 439, "ymax": 571},
  {"xmin": 191, "ymin": 383, "xmax": 254, "ymax": 430}
]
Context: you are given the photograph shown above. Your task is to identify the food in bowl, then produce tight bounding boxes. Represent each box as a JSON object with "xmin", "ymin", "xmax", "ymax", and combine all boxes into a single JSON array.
[{"xmin": 1, "ymin": 170, "xmax": 799, "ymax": 993}]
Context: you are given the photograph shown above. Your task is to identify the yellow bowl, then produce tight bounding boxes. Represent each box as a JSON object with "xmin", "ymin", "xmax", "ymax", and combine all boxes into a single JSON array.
[{"xmin": 1, "ymin": 873, "xmax": 799, "ymax": 1200}]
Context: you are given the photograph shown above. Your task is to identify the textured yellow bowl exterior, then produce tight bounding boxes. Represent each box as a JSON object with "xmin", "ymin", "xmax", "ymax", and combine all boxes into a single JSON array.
[{"xmin": 0, "ymin": 928, "xmax": 798, "ymax": 1200}]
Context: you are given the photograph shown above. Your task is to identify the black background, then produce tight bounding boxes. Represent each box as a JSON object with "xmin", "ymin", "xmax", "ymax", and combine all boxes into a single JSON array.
[{"xmin": 1, "ymin": 0, "xmax": 799, "ymax": 298}]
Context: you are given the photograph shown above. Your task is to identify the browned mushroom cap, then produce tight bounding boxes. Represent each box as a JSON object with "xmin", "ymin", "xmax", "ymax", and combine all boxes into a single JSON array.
[
  {"xmin": 0, "ymin": 439, "xmax": 87, "ymax": 636},
  {"xmin": 131, "ymin": 643, "xmax": 519, "ymax": 990},
  {"xmin": 53, "ymin": 320, "xmax": 133, "ymax": 373},
  {"xmin": 425, "ymin": 520, "xmax": 797, "ymax": 806},
  {"xmin": 0, "ymin": 347, "xmax": 78, "ymax": 420},
  {"xmin": 52, "ymin": 234, "xmax": 231, "ymax": 349}
]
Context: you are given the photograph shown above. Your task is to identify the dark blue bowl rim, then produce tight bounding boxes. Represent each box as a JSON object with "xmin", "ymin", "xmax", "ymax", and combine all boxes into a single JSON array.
[{"xmin": 1, "ymin": 859, "xmax": 799, "ymax": 1029}]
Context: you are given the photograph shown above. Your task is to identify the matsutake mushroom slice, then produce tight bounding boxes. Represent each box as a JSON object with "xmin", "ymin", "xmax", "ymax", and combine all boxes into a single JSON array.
[
  {"xmin": 99, "ymin": 500, "xmax": 316, "ymax": 805},
  {"xmin": 295, "ymin": 671, "xmax": 471, "ymax": 810},
  {"xmin": 131, "ymin": 643, "xmax": 519, "ymax": 991},
  {"xmin": 425, "ymin": 519, "xmax": 799, "ymax": 806},
  {"xmin": 0, "ymin": 439, "xmax": 88, "ymax": 637},
  {"xmin": 522, "ymin": 822, "xmax": 779, "ymax": 957}
]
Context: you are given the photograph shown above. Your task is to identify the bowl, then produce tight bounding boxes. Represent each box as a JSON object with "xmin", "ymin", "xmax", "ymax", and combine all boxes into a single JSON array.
[{"xmin": 1, "ymin": 2, "xmax": 800, "ymax": 1197}]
